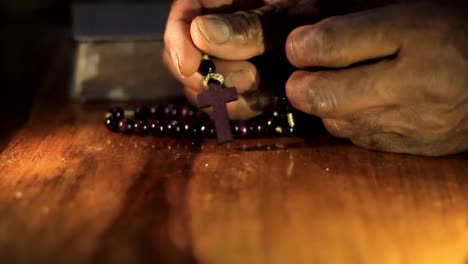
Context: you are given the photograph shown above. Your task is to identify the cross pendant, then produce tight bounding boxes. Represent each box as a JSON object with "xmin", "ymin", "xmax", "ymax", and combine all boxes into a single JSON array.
[{"xmin": 197, "ymin": 81, "xmax": 238, "ymax": 144}]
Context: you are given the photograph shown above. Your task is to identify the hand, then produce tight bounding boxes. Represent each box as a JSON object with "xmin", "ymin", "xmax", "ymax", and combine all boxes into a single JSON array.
[
  {"xmin": 163, "ymin": 0, "xmax": 408, "ymax": 120},
  {"xmin": 285, "ymin": 3, "xmax": 468, "ymax": 156},
  {"xmin": 163, "ymin": 0, "xmax": 327, "ymax": 120}
]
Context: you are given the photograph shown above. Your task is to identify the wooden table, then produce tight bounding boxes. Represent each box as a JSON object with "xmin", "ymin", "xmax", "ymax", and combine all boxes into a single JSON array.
[{"xmin": 1, "ymin": 24, "xmax": 467, "ymax": 264}]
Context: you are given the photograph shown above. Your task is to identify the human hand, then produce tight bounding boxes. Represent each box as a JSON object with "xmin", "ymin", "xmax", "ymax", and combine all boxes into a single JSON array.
[
  {"xmin": 163, "ymin": 0, "xmax": 324, "ymax": 120},
  {"xmin": 285, "ymin": 3, "xmax": 468, "ymax": 156}
]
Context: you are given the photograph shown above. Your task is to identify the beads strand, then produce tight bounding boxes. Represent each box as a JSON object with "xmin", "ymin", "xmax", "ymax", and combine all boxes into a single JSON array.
[
  {"xmin": 104, "ymin": 55, "xmax": 298, "ymax": 139},
  {"xmin": 104, "ymin": 101, "xmax": 296, "ymax": 139}
]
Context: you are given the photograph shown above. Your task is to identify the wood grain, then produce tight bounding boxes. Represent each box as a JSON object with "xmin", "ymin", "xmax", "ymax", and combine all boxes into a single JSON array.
[{"xmin": 0, "ymin": 25, "xmax": 467, "ymax": 264}]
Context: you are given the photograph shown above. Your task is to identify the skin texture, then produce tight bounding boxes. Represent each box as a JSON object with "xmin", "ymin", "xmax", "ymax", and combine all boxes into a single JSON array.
[
  {"xmin": 164, "ymin": 0, "xmax": 468, "ymax": 156},
  {"xmin": 285, "ymin": 3, "xmax": 468, "ymax": 156}
]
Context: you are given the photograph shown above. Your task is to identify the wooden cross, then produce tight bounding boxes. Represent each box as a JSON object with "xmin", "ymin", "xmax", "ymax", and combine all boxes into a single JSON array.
[{"xmin": 197, "ymin": 81, "xmax": 238, "ymax": 143}]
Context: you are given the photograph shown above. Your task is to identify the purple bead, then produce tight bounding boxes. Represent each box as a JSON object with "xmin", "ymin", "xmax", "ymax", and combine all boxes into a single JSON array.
[
  {"xmin": 234, "ymin": 122, "xmax": 249, "ymax": 138},
  {"xmin": 105, "ymin": 116, "xmax": 118, "ymax": 132},
  {"xmin": 149, "ymin": 104, "xmax": 164, "ymax": 117},
  {"xmin": 134, "ymin": 105, "xmax": 150, "ymax": 121},
  {"xmin": 167, "ymin": 120, "xmax": 182, "ymax": 136},
  {"xmin": 255, "ymin": 122, "xmax": 268, "ymax": 137},
  {"xmin": 110, "ymin": 106, "xmax": 124, "ymax": 120},
  {"xmin": 266, "ymin": 117, "xmax": 276, "ymax": 128},
  {"xmin": 265, "ymin": 117, "xmax": 280, "ymax": 136},
  {"xmin": 118, "ymin": 118, "xmax": 134, "ymax": 134},
  {"xmin": 180, "ymin": 105, "xmax": 196, "ymax": 120},
  {"xmin": 150, "ymin": 120, "xmax": 167, "ymax": 137},
  {"xmin": 271, "ymin": 109, "xmax": 280, "ymax": 119},
  {"xmin": 134, "ymin": 120, "xmax": 150, "ymax": 135},
  {"xmin": 181, "ymin": 121, "xmax": 197, "ymax": 136},
  {"xmin": 164, "ymin": 104, "xmax": 181, "ymax": 119},
  {"xmin": 170, "ymin": 107, "xmax": 179, "ymax": 118},
  {"xmin": 199, "ymin": 121, "xmax": 215, "ymax": 138},
  {"xmin": 198, "ymin": 59, "xmax": 216, "ymax": 76},
  {"xmin": 163, "ymin": 104, "xmax": 174, "ymax": 116},
  {"xmin": 248, "ymin": 121, "xmax": 258, "ymax": 137}
]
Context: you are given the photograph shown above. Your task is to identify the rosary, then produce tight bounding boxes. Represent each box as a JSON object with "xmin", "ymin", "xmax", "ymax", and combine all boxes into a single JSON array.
[{"xmin": 105, "ymin": 55, "xmax": 297, "ymax": 143}]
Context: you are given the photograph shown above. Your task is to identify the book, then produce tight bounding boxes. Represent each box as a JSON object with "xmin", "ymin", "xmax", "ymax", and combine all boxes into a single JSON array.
[{"xmin": 71, "ymin": 3, "xmax": 184, "ymax": 100}]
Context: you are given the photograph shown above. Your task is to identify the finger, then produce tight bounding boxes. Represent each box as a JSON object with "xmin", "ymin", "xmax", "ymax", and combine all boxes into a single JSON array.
[
  {"xmin": 162, "ymin": 47, "xmax": 203, "ymax": 89},
  {"xmin": 165, "ymin": 0, "xmax": 245, "ymax": 77},
  {"xmin": 322, "ymin": 119, "xmax": 354, "ymax": 138},
  {"xmin": 163, "ymin": 49, "xmax": 260, "ymax": 93},
  {"xmin": 347, "ymin": 104, "xmax": 466, "ymax": 156},
  {"xmin": 286, "ymin": 6, "xmax": 401, "ymax": 68},
  {"xmin": 321, "ymin": 106, "xmax": 398, "ymax": 139},
  {"xmin": 191, "ymin": 11, "xmax": 264, "ymax": 60},
  {"xmin": 286, "ymin": 61, "xmax": 397, "ymax": 118},
  {"xmin": 323, "ymin": 108, "xmax": 441, "ymax": 155},
  {"xmin": 164, "ymin": 0, "xmax": 203, "ymax": 77},
  {"xmin": 165, "ymin": 50, "xmax": 271, "ymax": 120},
  {"xmin": 190, "ymin": 1, "xmax": 316, "ymax": 60}
]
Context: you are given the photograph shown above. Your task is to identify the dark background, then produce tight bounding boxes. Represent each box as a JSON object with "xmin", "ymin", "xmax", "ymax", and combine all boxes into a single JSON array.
[
  {"xmin": 1, "ymin": 0, "xmax": 72, "ymax": 145},
  {"xmin": 0, "ymin": 0, "xmax": 169, "ymax": 146}
]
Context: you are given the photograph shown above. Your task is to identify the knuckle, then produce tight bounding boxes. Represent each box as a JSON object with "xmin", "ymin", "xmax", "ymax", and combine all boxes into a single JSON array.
[
  {"xmin": 312, "ymin": 17, "xmax": 340, "ymax": 63},
  {"xmin": 308, "ymin": 73, "xmax": 337, "ymax": 116},
  {"xmin": 285, "ymin": 71, "xmax": 307, "ymax": 110},
  {"xmin": 421, "ymin": 113, "xmax": 455, "ymax": 136},
  {"xmin": 322, "ymin": 119, "xmax": 352, "ymax": 138},
  {"xmin": 285, "ymin": 27, "xmax": 306, "ymax": 66},
  {"xmin": 286, "ymin": 16, "xmax": 348, "ymax": 67},
  {"xmin": 423, "ymin": 83, "xmax": 462, "ymax": 104}
]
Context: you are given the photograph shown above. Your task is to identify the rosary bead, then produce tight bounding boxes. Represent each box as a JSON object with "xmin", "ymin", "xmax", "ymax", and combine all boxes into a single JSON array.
[
  {"xmin": 234, "ymin": 122, "xmax": 249, "ymax": 138},
  {"xmin": 150, "ymin": 120, "xmax": 167, "ymax": 137},
  {"xmin": 266, "ymin": 117, "xmax": 276, "ymax": 129},
  {"xmin": 118, "ymin": 118, "xmax": 134, "ymax": 134},
  {"xmin": 149, "ymin": 104, "xmax": 164, "ymax": 117},
  {"xmin": 134, "ymin": 120, "xmax": 150, "ymax": 135},
  {"xmin": 182, "ymin": 121, "xmax": 197, "ymax": 136},
  {"xmin": 180, "ymin": 105, "xmax": 196, "ymax": 120},
  {"xmin": 167, "ymin": 120, "xmax": 182, "ymax": 136},
  {"xmin": 105, "ymin": 96, "xmax": 297, "ymax": 140},
  {"xmin": 134, "ymin": 105, "xmax": 150, "ymax": 121},
  {"xmin": 163, "ymin": 104, "xmax": 173, "ymax": 116},
  {"xmin": 271, "ymin": 109, "xmax": 280, "ymax": 119},
  {"xmin": 255, "ymin": 122, "xmax": 268, "ymax": 137},
  {"xmin": 199, "ymin": 121, "xmax": 215, "ymax": 138},
  {"xmin": 248, "ymin": 121, "xmax": 258, "ymax": 137},
  {"xmin": 198, "ymin": 59, "xmax": 216, "ymax": 76},
  {"xmin": 105, "ymin": 116, "xmax": 118, "ymax": 132},
  {"xmin": 110, "ymin": 106, "xmax": 125, "ymax": 120},
  {"xmin": 164, "ymin": 104, "xmax": 179, "ymax": 118}
]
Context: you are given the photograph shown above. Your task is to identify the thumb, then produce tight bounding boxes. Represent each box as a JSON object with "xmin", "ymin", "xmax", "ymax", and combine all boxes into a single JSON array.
[
  {"xmin": 190, "ymin": 1, "xmax": 319, "ymax": 60},
  {"xmin": 286, "ymin": 6, "xmax": 402, "ymax": 68}
]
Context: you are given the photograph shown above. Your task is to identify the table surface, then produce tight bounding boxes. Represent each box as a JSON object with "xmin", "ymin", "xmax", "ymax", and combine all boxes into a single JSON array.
[{"xmin": 0, "ymin": 24, "xmax": 467, "ymax": 264}]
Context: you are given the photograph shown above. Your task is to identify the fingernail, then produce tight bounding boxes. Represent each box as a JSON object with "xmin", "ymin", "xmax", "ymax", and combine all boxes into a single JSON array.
[
  {"xmin": 196, "ymin": 16, "xmax": 231, "ymax": 44},
  {"xmin": 169, "ymin": 48, "xmax": 184, "ymax": 78}
]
